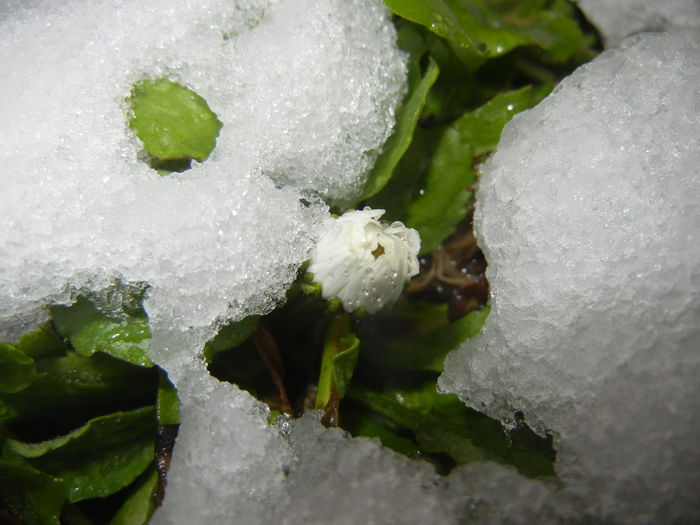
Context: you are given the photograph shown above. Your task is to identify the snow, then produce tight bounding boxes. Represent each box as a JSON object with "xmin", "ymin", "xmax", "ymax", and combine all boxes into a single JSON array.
[
  {"xmin": 3, "ymin": 0, "xmax": 699, "ymax": 522},
  {"xmin": 0, "ymin": 0, "xmax": 417, "ymax": 522},
  {"xmin": 578, "ymin": 0, "xmax": 700, "ymax": 47},
  {"xmin": 0, "ymin": 0, "xmax": 405, "ymax": 342},
  {"xmin": 440, "ymin": 31, "xmax": 700, "ymax": 523}
]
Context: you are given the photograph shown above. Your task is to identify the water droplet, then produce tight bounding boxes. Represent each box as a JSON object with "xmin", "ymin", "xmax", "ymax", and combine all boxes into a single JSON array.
[
  {"xmin": 507, "ymin": 104, "xmax": 515, "ymax": 111},
  {"xmin": 418, "ymin": 188, "xmax": 426, "ymax": 196},
  {"xmin": 429, "ymin": 21, "xmax": 448, "ymax": 36}
]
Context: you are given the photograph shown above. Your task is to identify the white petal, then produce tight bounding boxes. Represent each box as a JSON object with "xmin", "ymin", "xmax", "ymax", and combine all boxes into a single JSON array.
[{"xmin": 309, "ymin": 208, "xmax": 421, "ymax": 314}]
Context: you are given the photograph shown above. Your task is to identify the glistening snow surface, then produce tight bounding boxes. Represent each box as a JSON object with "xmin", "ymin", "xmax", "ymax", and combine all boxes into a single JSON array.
[
  {"xmin": 579, "ymin": 0, "xmax": 700, "ymax": 47},
  {"xmin": 440, "ymin": 32, "xmax": 700, "ymax": 523},
  {"xmin": 0, "ymin": 0, "xmax": 406, "ymax": 339},
  {"xmin": 4, "ymin": 1, "xmax": 699, "ymax": 524}
]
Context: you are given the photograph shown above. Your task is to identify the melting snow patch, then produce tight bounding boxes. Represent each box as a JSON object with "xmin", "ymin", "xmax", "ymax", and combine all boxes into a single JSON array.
[
  {"xmin": 578, "ymin": 0, "xmax": 700, "ymax": 47},
  {"xmin": 440, "ymin": 32, "xmax": 700, "ymax": 523}
]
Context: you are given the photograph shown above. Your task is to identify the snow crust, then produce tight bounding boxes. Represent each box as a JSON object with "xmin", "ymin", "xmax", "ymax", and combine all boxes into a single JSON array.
[
  {"xmin": 578, "ymin": 0, "xmax": 700, "ymax": 47},
  {"xmin": 0, "ymin": 1, "xmax": 425, "ymax": 523},
  {"xmin": 4, "ymin": 0, "xmax": 699, "ymax": 523},
  {"xmin": 0, "ymin": 0, "xmax": 405, "ymax": 342},
  {"xmin": 440, "ymin": 32, "xmax": 700, "ymax": 523}
]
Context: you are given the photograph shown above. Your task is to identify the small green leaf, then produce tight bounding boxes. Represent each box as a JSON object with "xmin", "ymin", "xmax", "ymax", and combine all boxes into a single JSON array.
[
  {"xmin": 448, "ymin": 83, "xmax": 552, "ymax": 156},
  {"xmin": 0, "ymin": 352, "xmax": 157, "ymax": 432},
  {"xmin": 383, "ymin": 0, "xmax": 584, "ymax": 68},
  {"xmin": 341, "ymin": 401, "xmax": 425, "ymax": 461},
  {"xmin": 157, "ymin": 371, "xmax": 180, "ymax": 426},
  {"xmin": 361, "ymin": 57, "xmax": 439, "ymax": 201},
  {"xmin": 14, "ymin": 324, "xmax": 68, "ymax": 360},
  {"xmin": 3, "ymin": 407, "xmax": 156, "ymax": 502},
  {"xmin": 0, "ymin": 343, "xmax": 37, "ymax": 394},
  {"xmin": 128, "ymin": 78, "xmax": 223, "ymax": 169},
  {"xmin": 367, "ymin": 127, "xmax": 435, "ymax": 225},
  {"xmin": 405, "ymin": 125, "xmax": 476, "ymax": 254},
  {"xmin": 331, "ymin": 334, "xmax": 360, "ymax": 399},
  {"xmin": 203, "ymin": 316, "xmax": 260, "ymax": 363},
  {"xmin": 405, "ymin": 85, "xmax": 551, "ymax": 253},
  {"xmin": 50, "ymin": 297, "xmax": 153, "ymax": 367},
  {"xmin": 0, "ymin": 460, "xmax": 66, "ymax": 525},
  {"xmin": 267, "ymin": 409, "xmax": 283, "ymax": 425},
  {"xmin": 500, "ymin": 0, "xmax": 587, "ymax": 63},
  {"xmin": 347, "ymin": 382, "xmax": 555, "ymax": 477},
  {"xmin": 348, "ymin": 384, "xmax": 487, "ymax": 464},
  {"xmin": 358, "ymin": 302, "xmax": 489, "ymax": 375},
  {"xmin": 71, "ymin": 318, "xmax": 152, "ymax": 367},
  {"xmin": 108, "ymin": 467, "xmax": 158, "ymax": 525},
  {"xmin": 316, "ymin": 315, "xmax": 360, "ymax": 410}
]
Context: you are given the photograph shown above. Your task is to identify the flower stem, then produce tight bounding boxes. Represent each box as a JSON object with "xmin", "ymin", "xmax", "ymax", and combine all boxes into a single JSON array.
[{"xmin": 315, "ymin": 312, "xmax": 355, "ymax": 426}]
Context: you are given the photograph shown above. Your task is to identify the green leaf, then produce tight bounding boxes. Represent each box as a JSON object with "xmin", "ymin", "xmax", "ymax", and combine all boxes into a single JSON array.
[
  {"xmin": 405, "ymin": 85, "xmax": 551, "ymax": 253},
  {"xmin": 348, "ymin": 382, "xmax": 555, "ymax": 477},
  {"xmin": 157, "ymin": 371, "xmax": 180, "ymax": 426},
  {"xmin": 0, "ymin": 460, "xmax": 66, "ymax": 525},
  {"xmin": 383, "ymin": 0, "xmax": 584, "ymax": 69},
  {"xmin": 316, "ymin": 315, "xmax": 360, "ymax": 410},
  {"xmin": 405, "ymin": 125, "xmax": 476, "ymax": 254},
  {"xmin": 331, "ymin": 334, "xmax": 360, "ymax": 399},
  {"xmin": 204, "ymin": 317, "xmax": 272, "ymax": 402},
  {"xmin": 3, "ymin": 407, "xmax": 156, "ymax": 502},
  {"xmin": 51, "ymin": 297, "xmax": 153, "ymax": 368},
  {"xmin": 361, "ymin": 57, "xmax": 439, "ymax": 201},
  {"xmin": 0, "ymin": 352, "xmax": 157, "ymax": 431},
  {"xmin": 203, "ymin": 316, "xmax": 260, "ymax": 363},
  {"xmin": 14, "ymin": 324, "xmax": 68, "ymax": 360},
  {"xmin": 367, "ymin": 127, "xmax": 436, "ymax": 226},
  {"xmin": 128, "ymin": 78, "xmax": 223, "ymax": 168},
  {"xmin": 108, "ymin": 467, "xmax": 158, "ymax": 525},
  {"xmin": 340, "ymin": 401, "xmax": 425, "ymax": 461},
  {"xmin": 0, "ymin": 343, "xmax": 37, "ymax": 394},
  {"xmin": 71, "ymin": 319, "xmax": 152, "ymax": 368},
  {"xmin": 348, "ymin": 384, "xmax": 487, "ymax": 464},
  {"xmin": 495, "ymin": 0, "xmax": 587, "ymax": 63},
  {"xmin": 358, "ymin": 302, "xmax": 489, "ymax": 376},
  {"xmin": 448, "ymin": 83, "xmax": 552, "ymax": 156}
]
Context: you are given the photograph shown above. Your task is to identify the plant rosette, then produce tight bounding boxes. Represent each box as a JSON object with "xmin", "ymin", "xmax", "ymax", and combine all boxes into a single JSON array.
[{"xmin": 308, "ymin": 208, "xmax": 420, "ymax": 315}]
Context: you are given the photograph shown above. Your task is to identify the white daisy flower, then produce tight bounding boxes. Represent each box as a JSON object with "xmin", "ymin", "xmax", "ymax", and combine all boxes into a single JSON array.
[{"xmin": 309, "ymin": 208, "xmax": 420, "ymax": 314}]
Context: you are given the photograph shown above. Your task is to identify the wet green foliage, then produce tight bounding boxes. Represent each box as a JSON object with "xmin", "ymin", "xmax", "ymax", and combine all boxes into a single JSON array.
[{"xmin": 0, "ymin": 292, "xmax": 178, "ymax": 525}]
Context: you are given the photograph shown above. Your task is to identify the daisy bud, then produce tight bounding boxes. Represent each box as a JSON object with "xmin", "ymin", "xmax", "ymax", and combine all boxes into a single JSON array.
[{"xmin": 309, "ymin": 208, "xmax": 420, "ymax": 314}]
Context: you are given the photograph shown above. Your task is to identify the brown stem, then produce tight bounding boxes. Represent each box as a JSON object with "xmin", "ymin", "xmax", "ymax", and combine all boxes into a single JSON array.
[
  {"xmin": 321, "ymin": 391, "xmax": 340, "ymax": 428},
  {"xmin": 253, "ymin": 324, "xmax": 292, "ymax": 414}
]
